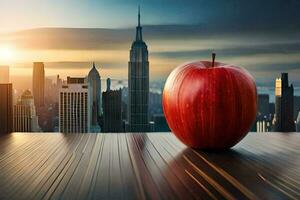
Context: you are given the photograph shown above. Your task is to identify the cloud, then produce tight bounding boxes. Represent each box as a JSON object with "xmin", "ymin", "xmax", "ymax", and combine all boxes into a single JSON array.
[
  {"xmin": 2, "ymin": 25, "xmax": 299, "ymax": 50},
  {"xmin": 2, "ymin": 25, "xmax": 300, "ymax": 83},
  {"xmin": 152, "ymin": 42, "xmax": 300, "ymax": 58},
  {"xmin": 1, "ymin": 28, "xmax": 132, "ymax": 50}
]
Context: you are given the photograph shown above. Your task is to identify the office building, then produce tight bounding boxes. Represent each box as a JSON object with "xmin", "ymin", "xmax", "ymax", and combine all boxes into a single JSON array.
[
  {"xmin": 87, "ymin": 63, "xmax": 101, "ymax": 132},
  {"xmin": 252, "ymin": 94, "xmax": 272, "ymax": 132},
  {"xmin": 121, "ymin": 87, "xmax": 128, "ymax": 121},
  {"xmin": 294, "ymin": 96, "xmax": 300, "ymax": 121},
  {"xmin": 128, "ymin": 7, "xmax": 150, "ymax": 132},
  {"xmin": 32, "ymin": 62, "xmax": 45, "ymax": 108},
  {"xmin": 102, "ymin": 78, "xmax": 123, "ymax": 132},
  {"xmin": 13, "ymin": 90, "xmax": 40, "ymax": 132},
  {"xmin": 296, "ymin": 112, "xmax": 300, "ymax": 132},
  {"xmin": 0, "ymin": 65, "xmax": 9, "ymax": 83},
  {"xmin": 0, "ymin": 84, "xmax": 13, "ymax": 134},
  {"xmin": 59, "ymin": 82, "xmax": 90, "ymax": 133},
  {"xmin": 269, "ymin": 102, "xmax": 275, "ymax": 115},
  {"xmin": 273, "ymin": 73, "xmax": 295, "ymax": 132},
  {"xmin": 258, "ymin": 94, "xmax": 270, "ymax": 117},
  {"xmin": 149, "ymin": 91, "xmax": 163, "ymax": 117}
]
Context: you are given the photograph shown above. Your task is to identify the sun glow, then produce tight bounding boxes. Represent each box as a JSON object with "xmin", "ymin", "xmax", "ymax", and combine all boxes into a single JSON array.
[{"xmin": 0, "ymin": 46, "xmax": 14, "ymax": 62}]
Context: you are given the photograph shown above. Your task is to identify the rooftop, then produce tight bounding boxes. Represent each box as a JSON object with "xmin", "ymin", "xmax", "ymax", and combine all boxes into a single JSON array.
[{"xmin": 0, "ymin": 132, "xmax": 299, "ymax": 199}]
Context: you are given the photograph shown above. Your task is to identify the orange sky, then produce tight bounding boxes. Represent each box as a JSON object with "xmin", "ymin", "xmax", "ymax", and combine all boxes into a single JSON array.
[{"xmin": 1, "ymin": 26, "xmax": 300, "ymax": 83}]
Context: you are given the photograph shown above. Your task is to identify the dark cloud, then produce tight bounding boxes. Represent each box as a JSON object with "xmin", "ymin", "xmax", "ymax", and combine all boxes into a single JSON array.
[
  {"xmin": 248, "ymin": 63, "xmax": 300, "ymax": 72},
  {"xmin": 2, "ymin": 24, "xmax": 299, "ymax": 50},
  {"xmin": 151, "ymin": 42, "xmax": 300, "ymax": 59},
  {"xmin": 142, "ymin": 0, "xmax": 300, "ymax": 30}
]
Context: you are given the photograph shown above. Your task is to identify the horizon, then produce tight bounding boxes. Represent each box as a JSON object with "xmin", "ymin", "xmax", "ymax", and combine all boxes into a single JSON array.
[
  {"xmin": 1, "ymin": 0, "xmax": 300, "ymax": 86},
  {"xmin": 1, "ymin": 25, "xmax": 300, "ymax": 84}
]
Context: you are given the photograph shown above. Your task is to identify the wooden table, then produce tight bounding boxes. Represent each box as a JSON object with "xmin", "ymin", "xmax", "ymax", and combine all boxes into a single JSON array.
[{"xmin": 0, "ymin": 132, "xmax": 299, "ymax": 200}]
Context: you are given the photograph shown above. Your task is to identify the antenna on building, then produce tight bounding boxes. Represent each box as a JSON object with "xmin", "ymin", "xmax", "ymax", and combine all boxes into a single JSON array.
[
  {"xmin": 138, "ymin": 5, "xmax": 141, "ymax": 27},
  {"xmin": 135, "ymin": 5, "xmax": 143, "ymax": 41}
]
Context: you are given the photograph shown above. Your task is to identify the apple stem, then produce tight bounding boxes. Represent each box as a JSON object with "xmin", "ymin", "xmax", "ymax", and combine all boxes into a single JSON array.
[{"xmin": 212, "ymin": 53, "xmax": 216, "ymax": 67}]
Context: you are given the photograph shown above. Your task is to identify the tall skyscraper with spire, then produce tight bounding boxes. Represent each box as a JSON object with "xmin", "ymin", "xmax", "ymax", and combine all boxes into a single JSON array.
[{"xmin": 128, "ymin": 7, "xmax": 150, "ymax": 132}]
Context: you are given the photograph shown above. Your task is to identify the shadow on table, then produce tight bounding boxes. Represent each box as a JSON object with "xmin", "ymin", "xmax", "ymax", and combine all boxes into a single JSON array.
[{"xmin": 168, "ymin": 146, "xmax": 298, "ymax": 200}]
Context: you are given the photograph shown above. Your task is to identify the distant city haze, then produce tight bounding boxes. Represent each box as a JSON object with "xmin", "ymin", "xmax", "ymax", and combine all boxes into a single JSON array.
[{"xmin": 0, "ymin": 0, "xmax": 299, "ymax": 88}]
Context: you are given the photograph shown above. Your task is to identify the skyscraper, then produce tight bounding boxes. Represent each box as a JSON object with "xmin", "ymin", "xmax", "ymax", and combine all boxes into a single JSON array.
[
  {"xmin": 0, "ymin": 65, "xmax": 9, "ymax": 83},
  {"xmin": 13, "ymin": 90, "xmax": 40, "ymax": 132},
  {"xmin": 296, "ymin": 112, "xmax": 300, "ymax": 132},
  {"xmin": 253, "ymin": 94, "xmax": 272, "ymax": 132},
  {"xmin": 102, "ymin": 78, "xmax": 123, "ymax": 132},
  {"xmin": 59, "ymin": 81, "xmax": 89, "ymax": 133},
  {"xmin": 88, "ymin": 62, "xmax": 101, "ymax": 132},
  {"xmin": 273, "ymin": 73, "xmax": 295, "ymax": 132},
  {"xmin": 0, "ymin": 84, "xmax": 13, "ymax": 134},
  {"xmin": 32, "ymin": 62, "xmax": 45, "ymax": 108},
  {"xmin": 294, "ymin": 96, "xmax": 300, "ymax": 121},
  {"xmin": 128, "ymin": 7, "xmax": 150, "ymax": 132},
  {"xmin": 258, "ymin": 94, "xmax": 270, "ymax": 117}
]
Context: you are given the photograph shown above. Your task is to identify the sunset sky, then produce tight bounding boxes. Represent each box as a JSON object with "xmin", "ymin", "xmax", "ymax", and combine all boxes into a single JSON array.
[{"xmin": 0, "ymin": 0, "xmax": 300, "ymax": 86}]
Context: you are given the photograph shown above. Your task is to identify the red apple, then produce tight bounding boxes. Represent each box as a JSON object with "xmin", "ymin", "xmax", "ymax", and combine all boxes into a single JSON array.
[{"xmin": 162, "ymin": 54, "xmax": 257, "ymax": 149}]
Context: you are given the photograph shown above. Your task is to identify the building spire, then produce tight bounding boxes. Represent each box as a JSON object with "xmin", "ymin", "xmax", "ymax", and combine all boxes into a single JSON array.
[
  {"xmin": 93, "ymin": 62, "xmax": 96, "ymax": 68},
  {"xmin": 136, "ymin": 5, "xmax": 143, "ymax": 41},
  {"xmin": 138, "ymin": 5, "xmax": 141, "ymax": 27}
]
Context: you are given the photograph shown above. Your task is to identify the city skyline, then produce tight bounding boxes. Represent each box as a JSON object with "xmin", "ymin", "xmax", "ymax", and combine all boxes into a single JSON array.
[
  {"xmin": 0, "ymin": 2, "xmax": 299, "ymax": 199},
  {"xmin": 0, "ymin": 2, "xmax": 299, "ymax": 134},
  {"xmin": 0, "ymin": 0, "xmax": 299, "ymax": 84}
]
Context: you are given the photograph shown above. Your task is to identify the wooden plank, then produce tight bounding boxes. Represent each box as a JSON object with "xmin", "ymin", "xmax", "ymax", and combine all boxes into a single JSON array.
[
  {"xmin": 75, "ymin": 134, "xmax": 105, "ymax": 199},
  {"xmin": 52, "ymin": 134, "xmax": 97, "ymax": 199},
  {"xmin": 6, "ymin": 135, "xmax": 59, "ymax": 198},
  {"xmin": 0, "ymin": 132, "xmax": 298, "ymax": 200}
]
